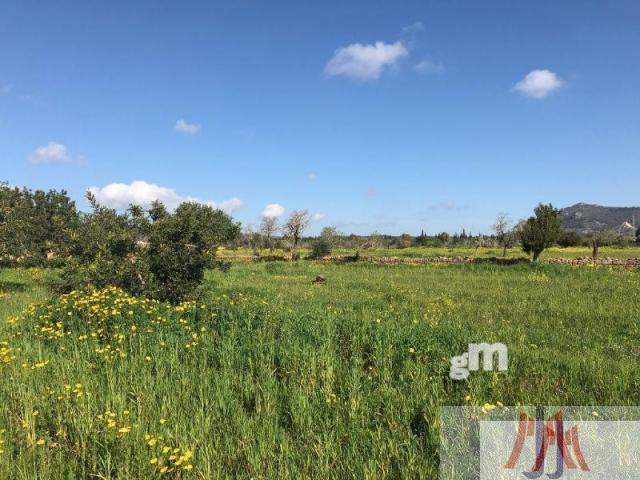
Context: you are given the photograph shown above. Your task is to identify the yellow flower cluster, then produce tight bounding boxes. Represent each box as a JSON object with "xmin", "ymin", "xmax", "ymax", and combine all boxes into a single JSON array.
[
  {"xmin": 42, "ymin": 382, "xmax": 89, "ymax": 401},
  {"xmin": 527, "ymin": 271, "xmax": 550, "ymax": 283},
  {"xmin": 21, "ymin": 359, "xmax": 49, "ymax": 369},
  {"xmin": 97, "ymin": 410, "xmax": 133, "ymax": 436},
  {"xmin": 422, "ymin": 295, "xmax": 461, "ymax": 326},
  {"xmin": 14, "ymin": 287, "xmax": 208, "ymax": 365},
  {"xmin": 145, "ymin": 433, "xmax": 195, "ymax": 474},
  {"xmin": 0, "ymin": 341, "xmax": 17, "ymax": 365}
]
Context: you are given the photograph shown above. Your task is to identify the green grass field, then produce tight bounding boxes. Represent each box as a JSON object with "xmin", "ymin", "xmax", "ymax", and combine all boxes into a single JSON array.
[
  {"xmin": 219, "ymin": 245, "xmax": 640, "ymax": 260},
  {"xmin": 1, "ymin": 262, "xmax": 639, "ymax": 478}
]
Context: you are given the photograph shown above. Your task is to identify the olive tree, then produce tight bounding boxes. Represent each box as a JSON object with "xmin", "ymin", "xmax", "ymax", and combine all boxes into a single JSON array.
[
  {"xmin": 259, "ymin": 215, "xmax": 279, "ymax": 253},
  {"xmin": 311, "ymin": 226, "xmax": 337, "ymax": 259},
  {"xmin": 492, "ymin": 213, "xmax": 516, "ymax": 257},
  {"xmin": 284, "ymin": 210, "xmax": 310, "ymax": 260}
]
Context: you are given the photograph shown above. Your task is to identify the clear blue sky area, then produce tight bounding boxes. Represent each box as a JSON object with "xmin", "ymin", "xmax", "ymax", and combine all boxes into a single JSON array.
[{"xmin": 2, "ymin": 0, "xmax": 639, "ymax": 234}]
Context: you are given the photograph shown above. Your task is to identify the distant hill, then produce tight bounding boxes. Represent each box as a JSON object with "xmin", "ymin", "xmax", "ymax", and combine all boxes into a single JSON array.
[{"xmin": 561, "ymin": 203, "xmax": 640, "ymax": 234}]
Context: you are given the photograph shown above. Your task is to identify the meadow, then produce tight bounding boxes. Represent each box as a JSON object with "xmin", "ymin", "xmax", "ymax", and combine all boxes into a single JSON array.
[
  {"xmin": 219, "ymin": 245, "xmax": 640, "ymax": 260},
  {"xmin": 1, "ymin": 260, "xmax": 639, "ymax": 479}
]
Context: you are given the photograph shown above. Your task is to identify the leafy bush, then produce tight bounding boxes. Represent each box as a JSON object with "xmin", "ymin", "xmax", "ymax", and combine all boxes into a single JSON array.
[
  {"xmin": 310, "ymin": 238, "xmax": 332, "ymax": 259},
  {"xmin": 59, "ymin": 195, "xmax": 240, "ymax": 303},
  {"xmin": 0, "ymin": 183, "xmax": 78, "ymax": 266},
  {"xmin": 557, "ymin": 230, "xmax": 584, "ymax": 247}
]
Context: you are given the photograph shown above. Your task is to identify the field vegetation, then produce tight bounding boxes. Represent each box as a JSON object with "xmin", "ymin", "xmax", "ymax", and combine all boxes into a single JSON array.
[{"xmin": 1, "ymin": 262, "xmax": 639, "ymax": 478}]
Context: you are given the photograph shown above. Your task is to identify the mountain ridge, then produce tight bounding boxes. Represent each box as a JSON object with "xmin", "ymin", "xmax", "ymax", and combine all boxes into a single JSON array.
[{"xmin": 561, "ymin": 203, "xmax": 640, "ymax": 234}]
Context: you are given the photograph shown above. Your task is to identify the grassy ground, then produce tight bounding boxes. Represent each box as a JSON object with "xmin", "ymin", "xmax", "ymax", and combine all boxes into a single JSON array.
[
  {"xmin": 1, "ymin": 262, "xmax": 639, "ymax": 478},
  {"xmin": 218, "ymin": 245, "xmax": 640, "ymax": 260}
]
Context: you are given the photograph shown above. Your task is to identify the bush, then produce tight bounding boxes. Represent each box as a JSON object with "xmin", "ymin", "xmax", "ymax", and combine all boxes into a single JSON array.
[
  {"xmin": 310, "ymin": 238, "xmax": 332, "ymax": 259},
  {"xmin": 59, "ymin": 196, "xmax": 240, "ymax": 303},
  {"xmin": 557, "ymin": 230, "xmax": 583, "ymax": 247}
]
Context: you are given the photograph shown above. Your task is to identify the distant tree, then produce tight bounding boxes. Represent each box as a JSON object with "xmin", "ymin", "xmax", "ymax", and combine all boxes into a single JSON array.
[
  {"xmin": 519, "ymin": 203, "xmax": 562, "ymax": 261},
  {"xmin": 557, "ymin": 230, "xmax": 583, "ymax": 248},
  {"xmin": 589, "ymin": 228, "xmax": 618, "ymax": 259},
  {"xmin": 244, "ymin": 225, "xmax": 262, "ymax": 256},
  {"xmin": 259, "ymin": 216, "xmax": 279, "ymax": 253},
  {"xmin": 310, "ymin": 227, "xmax": 337, "ymax": 259},
  {"xmin": 415, "ymin": 229, "xmax": 428, "ymax": 246},
  {"xmin": 636, "ymin": 226, "xmax": 640, "ymax": 244},
  {"xmin": 363, "ymin": 231, "xmax": 384, "ymax": 250},
  {"xmin": 284, "ymin": 210, "xmax": 310, "ymax": 260},
  {"xmin": 436, "ymin": 232, "xmax": 450, "ymax": 246},
  {"xmin": 397, "ymin": 233, "xmax": 414, "ymax": 249},
  {"xmin": 492, "ymin": 213, "xmax": 515, "ymax": 257}
]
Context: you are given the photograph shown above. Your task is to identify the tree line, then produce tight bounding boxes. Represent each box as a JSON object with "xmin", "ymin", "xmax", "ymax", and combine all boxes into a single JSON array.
[{"xmin": 2, "ymin": 183, "xmax": 638, "ymax": 301}]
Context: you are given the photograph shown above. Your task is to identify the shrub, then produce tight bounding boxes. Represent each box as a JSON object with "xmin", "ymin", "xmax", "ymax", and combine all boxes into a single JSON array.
[
  {"xmin": 310, "ymin": 238, "xmax": 332, "ymax": 259},
  {"xmin": 557, "ymin": 230, "xmax": 583, "ymax": 247},
  {"xmin": 59, "ymin": 195, "xmax": 240, "ymax": 303}
]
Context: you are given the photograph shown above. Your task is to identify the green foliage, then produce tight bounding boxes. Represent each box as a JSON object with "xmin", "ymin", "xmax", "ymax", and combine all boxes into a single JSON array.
[
  {"xmin": 310, "ymin": 226, "xmax": 336, "ymax": 259},
  {"xmin": 1, "ymin": 263, "xmax": 639, "ymax": 478},
  {"xmin": 310, "ymin": 238, "xmax": 332, "ymax": 259},
  {"xmin": 0, "ymin": 183, "xmax": 78, "ymax": 265},
  {"xmin": 557, "ymin": 230, "xmax": 584, "ymax": 247},
  {"xmin": 519, "ymin": 203, "xmax": 562, "ymax": 261},
  {"xmin": 60, "ymin": 195, "xmax": 240, "ymax": 303},
  {"xmin": 436, "ymin": 232, "xmax": 450, "ymax": 246},
  {"xmin": 636, "ymin": 227, "xmax": 640, "ymax": 244}
]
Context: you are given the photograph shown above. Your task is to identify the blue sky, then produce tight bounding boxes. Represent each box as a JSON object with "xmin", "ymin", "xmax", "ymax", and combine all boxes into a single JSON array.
[{"xmin": 1, "ymin": 0, "xmax": 639, "ymax": 235}]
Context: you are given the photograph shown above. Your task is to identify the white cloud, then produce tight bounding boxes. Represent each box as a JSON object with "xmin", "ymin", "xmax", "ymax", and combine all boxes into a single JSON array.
[
  {"xmin": 413, "ymin": 59, "xmax": 444, "ymax": 74},
  {"xmin": 313, "ymin": 213, "xmax": 326, "ymax": 221},
  {"xmin": 325, "ymin": 41, "xmax": 409, "ymax": 81},
  {"xmin": 262, "ymin": 203, "xmax": 285, "ymax": 218},
  {"xmin": 175, "ymin": 119, "xmax": 201, "ymax": 135},
  {"xmin": 87, "ymin": 180, "xmax": 243, "ymax": 213},
  {"xmin": 402, "ymin": 21, "xmax": 424, "ymax": 34},
  {"xmin": 30, "ymin": 142, "xmax": 69, "ymax": 163},
  {"xmin": 214, "ymin": 197, "xmax": 244, "ymax": 213},
  {"xmin": 513, "ymin": 69, "xmax": 564, "ymax": 98}
]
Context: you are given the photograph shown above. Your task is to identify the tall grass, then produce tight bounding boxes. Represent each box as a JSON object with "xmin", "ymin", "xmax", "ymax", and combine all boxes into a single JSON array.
[{"xmin": 1, "ymin": 262, "xmax": 639, "ymax": 478}]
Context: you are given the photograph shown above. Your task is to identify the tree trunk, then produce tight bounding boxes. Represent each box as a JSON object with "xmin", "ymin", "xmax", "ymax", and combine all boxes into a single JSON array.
[
  {"xmin": 503, "ymin": 245, "xmax": 507, "ymax": 257},
  {"xmin": 592, "ymin": 238, "xmax": 599, "ymax": 260},
  {"xmin": 532, "ymin": 250, "xmax": 541, "ymax": 262}
]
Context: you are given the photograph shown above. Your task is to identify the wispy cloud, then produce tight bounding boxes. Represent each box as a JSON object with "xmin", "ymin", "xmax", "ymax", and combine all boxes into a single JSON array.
[
  {"xmin": 413, "ymin": 59, "xmax": 444, "ymax": 75},
  {"xmin": 313, "ymin": 213, "xmax": 326, "ymax": 221},
  {"xmin": 325, "ymin": 41, "xmax": 408, "ymax": 81},
  {"xmin": 512, "ymin": 69, "xmax": 564, "ymax": 98},
  {"xmin": 402, "ymin": 21, "xmax": 424, "ymax": 34},
  {"xmin": 88, "ymin": 180, "xmax": 243, "ymax": 213},
  {"xmin": 174, "ymin": 119, "xmax": 201, "ymax": 135},
  {"xmin": 262, "ymin": 203, "xmax": 285, "ymax": 218},
  {"xmin": 30, "ymin": 142, "xmax": 69, "ymax": 164},
  {"xmin": 427, "ymin": 201, "xmax": 466, "ymax": 213}
]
